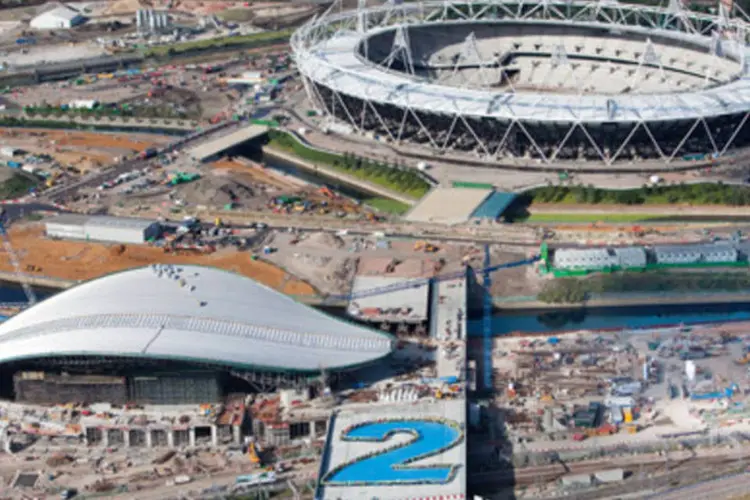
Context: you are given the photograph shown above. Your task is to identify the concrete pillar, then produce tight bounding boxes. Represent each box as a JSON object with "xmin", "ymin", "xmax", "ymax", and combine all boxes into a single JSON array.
[
  {"xmin": 211, "ymin": 425, "xmax": 218, "ymax": 447},
  {"xmin": 82, "ymin": 426, "xmax": 90, "ymax": 446},
  {"xmin": 309, "ymin": 422, "xmax": 316, "ymax": 438},
  {"xmin": 232, "ymin": 424, "xmax": 242, "ymax": 445},
  {"xmin": 101, "ymin": 428, "xmax": 109, "ymax": 448},
  {"xmin": 167, "ymin": 430, "xmax": 175, "ymax": 448},
  {"xmin": 189, "ymin": 427, "xmax": 196, "ymax": 448},
  {"xmin": 146, "ymin": 429, "xmax": 153, "ymax": 448},
  {"xmin": 123, "ymin": 429, "xmax": 131, "ymax": 448}
]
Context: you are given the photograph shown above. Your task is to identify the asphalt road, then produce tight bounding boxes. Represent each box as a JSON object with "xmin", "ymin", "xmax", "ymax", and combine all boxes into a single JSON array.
[{"xmin": 39, "ymin": 121, "xmax": 241, "ymax": 203}]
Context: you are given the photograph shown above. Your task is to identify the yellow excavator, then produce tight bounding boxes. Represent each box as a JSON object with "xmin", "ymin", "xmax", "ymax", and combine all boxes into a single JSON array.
[{"xmin": 248, "ymin": 441, "xmax": 262, "ymax": 466}]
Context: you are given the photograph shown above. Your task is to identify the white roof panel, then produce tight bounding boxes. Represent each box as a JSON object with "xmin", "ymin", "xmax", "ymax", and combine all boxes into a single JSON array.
[
  {"xmin": 298, "ymin": 26, "xmax": 750, "ymax": 123},
  {"xmin": 0, "ymin": 266, "xmax": 393, "ymax": 372}
]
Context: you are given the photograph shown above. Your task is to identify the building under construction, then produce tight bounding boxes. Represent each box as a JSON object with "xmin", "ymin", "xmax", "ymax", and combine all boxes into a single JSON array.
[{"xmin": 13, "ymin": 371, "xmax": 222, "ymax": 406}]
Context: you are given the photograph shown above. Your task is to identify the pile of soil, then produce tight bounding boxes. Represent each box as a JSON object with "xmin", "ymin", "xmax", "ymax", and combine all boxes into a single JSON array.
[
  {"xmin": 176, "ymin": 178, "xmax": 255, "ymax": 207},
  {"xmin": 307, "ymin": 232, "xmax": 345, "ymax": 249}
]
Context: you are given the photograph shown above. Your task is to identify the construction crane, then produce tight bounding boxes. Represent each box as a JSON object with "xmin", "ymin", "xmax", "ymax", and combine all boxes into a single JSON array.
[
  {"xmin": 482, "ymin": 244, "xmax": 492, "ymax": 391},
  {"xmin": 0, "ymin": 209, "xmax": 37, "ymax": 307},
  {"xmin": 331, "ymin": 255, "xmax": 539, "ymax": 302}
]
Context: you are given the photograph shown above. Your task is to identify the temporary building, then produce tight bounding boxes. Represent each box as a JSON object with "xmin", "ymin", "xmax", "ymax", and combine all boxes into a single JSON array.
[
  {"xmin": 653, "ymin": 243, "xmax": 738, "ymax": 265},
  {"xmin": 30, "ymin": 5, "xmax": 86, "ymax": 30},
  {"xmin": 0, "ymin": 147, "xmax": 18, "ymax": 158},
  {"xmin": 45, "ymin": 214, "xmax": 161, "ymax": 244}
]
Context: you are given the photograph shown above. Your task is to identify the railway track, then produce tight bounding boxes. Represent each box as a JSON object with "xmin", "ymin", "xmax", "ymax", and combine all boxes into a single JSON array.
[{"xmin": 471, "ymin": 450, "xmax": 750, "ymax": 488}]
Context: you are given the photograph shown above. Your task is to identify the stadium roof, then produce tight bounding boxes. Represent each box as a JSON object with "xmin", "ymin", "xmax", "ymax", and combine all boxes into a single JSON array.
[
  {"xmin": 298, "ymin": 23, "xmax": 750, "ymax": 123},
  {"xmin": 0, "ymin": 266, "xmax": 393, "ymax": 372}
]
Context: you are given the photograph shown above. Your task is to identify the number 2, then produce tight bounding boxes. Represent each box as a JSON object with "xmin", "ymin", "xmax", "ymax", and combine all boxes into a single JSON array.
[{"xmin": 323, "ymin": 419, "xmax": 463, "ymax": 486}]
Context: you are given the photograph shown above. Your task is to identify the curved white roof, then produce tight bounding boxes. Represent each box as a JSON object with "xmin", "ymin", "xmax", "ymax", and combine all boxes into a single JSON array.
[
  {"xmin": 293, "ymin": 1, "xmax": 750, "ymax": 123},
  {"xmin": 0, "ymin": 266, "xmax": 393, "ymax": 372}
]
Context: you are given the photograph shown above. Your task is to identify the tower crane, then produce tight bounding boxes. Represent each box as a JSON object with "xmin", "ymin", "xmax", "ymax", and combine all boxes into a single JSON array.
[{"xmin": 0, "ymin": 209, "xmax": 37, "ymax": 307}]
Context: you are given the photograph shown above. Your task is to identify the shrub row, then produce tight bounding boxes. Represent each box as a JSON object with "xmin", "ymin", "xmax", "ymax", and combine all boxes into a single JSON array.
[
  {"xmin": 267, "ymin": 130, "xmax": 431, "ymax": 199},
  {"xmin": 529, "ymin": 182, "xmax": 750, "ymax": 206},
  {"xmin": 538, "ymin": 271, "xmax": 750, "ymax": 303}
]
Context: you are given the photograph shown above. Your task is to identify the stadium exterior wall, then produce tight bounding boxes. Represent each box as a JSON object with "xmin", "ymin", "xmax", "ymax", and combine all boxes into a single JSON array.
[{"xmin": 293, "ymin": 0, "xmax": 750, "ymax": 166}]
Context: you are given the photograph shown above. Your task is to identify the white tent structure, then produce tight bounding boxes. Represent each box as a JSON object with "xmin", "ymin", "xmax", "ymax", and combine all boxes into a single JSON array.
[{"xmin": 30, "ymin": 5, "xmax": 86, "ymax": 30}]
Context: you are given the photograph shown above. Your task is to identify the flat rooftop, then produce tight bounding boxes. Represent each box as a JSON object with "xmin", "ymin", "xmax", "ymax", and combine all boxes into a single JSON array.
[
  {"xmin": 318, "ymin": 399, "xmax": 467, "ymax": 500},
  {"xmin": 348, "ymin": 276, "xmax": 430, "ymax": 323},
  {"xmin": 406, "ymin": 187, "xmax": 492, "ymax": 224}
]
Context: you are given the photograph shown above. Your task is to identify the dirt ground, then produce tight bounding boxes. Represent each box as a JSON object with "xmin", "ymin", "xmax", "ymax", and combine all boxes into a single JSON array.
[
  {"xmin": 0, "ymin": 128, "xmax": 169, "ymax": 151},
  {"xmin": 3, "ymin": 224, "xmax": 315, "ymax": 295}
]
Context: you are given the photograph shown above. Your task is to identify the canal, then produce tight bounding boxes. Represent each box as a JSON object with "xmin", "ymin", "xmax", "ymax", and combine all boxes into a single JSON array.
[
  {"xmin": 5, "ymin": 279, "xmax": 750, "ymax": 336},
  {"xmin": 468, "ymin": 301, "xmax": 750, "ymax": 335}
]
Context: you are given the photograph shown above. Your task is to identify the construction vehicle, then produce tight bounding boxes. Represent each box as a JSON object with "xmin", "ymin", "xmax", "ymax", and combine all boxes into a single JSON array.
[
  {"xmin": 413, "ymin": 240, "xmax": 438, "ymax": 253},
  {"xmin": 318, "ymin": 186, "xmax": 336, "ymax": 199},
  {"xmin": 167, "ymin": 172, "xmax": 201, "ymax": 186},
  {"xmin": 248, "ymin": 441, "xmax": 262, "ymax": 466},
  {"xmin": 585, "ymin": 423, "xmax": 617, "ymax": 437},
  {"xmin": 623, "ymin": 407, "xmax": 633, "ymax": 423}
]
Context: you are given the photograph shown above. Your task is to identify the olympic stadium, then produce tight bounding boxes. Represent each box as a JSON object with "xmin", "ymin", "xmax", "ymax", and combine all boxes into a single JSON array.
[
  {"xmin": 0, "ymin": 265, "xmax": 393, "ymax": 404},
  {"xmin": 292, "ymin": 0, "xmax": 750, "ymax": 166}
]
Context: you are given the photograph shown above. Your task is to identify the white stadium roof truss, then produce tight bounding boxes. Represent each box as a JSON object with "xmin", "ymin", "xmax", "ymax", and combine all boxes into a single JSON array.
[{"xmin": 293, "ymin": 0, "xmax": 750, "ymax": 165}]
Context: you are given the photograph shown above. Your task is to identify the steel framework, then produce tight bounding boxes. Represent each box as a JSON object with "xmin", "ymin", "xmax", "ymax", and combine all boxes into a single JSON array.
[{"xmin": 292, "ymin": 0, "xmax": 750, "ymax": 165}]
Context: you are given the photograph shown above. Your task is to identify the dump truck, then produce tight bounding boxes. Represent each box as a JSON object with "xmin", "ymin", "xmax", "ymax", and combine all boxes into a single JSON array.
[{"xmin": 586, "ymin": 423, "xmax": 617, "ymax": 437}]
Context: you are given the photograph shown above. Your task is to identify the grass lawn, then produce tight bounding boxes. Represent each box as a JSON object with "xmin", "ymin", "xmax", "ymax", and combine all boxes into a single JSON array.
[
  {"xmin": 216, "ymin": 9, "xmax": 256, "ymax": 22},
  {"xmin": 521, "ymin": 212, "xmax": 750, "ymax": 223},
  {"xmin": 527, "ymin": 183, "xmax": 750, "ymax": 206},
  {"xmin": 144, "ymin": 30, "xmax": 292, "ymax": 57},
  {"xmin": 266, "ymin": 130, "xmax": 431, "ymax": 199},
  {"xmin": 521, "ymin": 213, "xmax": 671, "ymax": 223},
  {"xmin": 364, "ymin": 198, "xmax": 411, "ymax": 215},
  {"xmin": 0, "ymin": 174, "xmax": 37, "ymax": 200}
]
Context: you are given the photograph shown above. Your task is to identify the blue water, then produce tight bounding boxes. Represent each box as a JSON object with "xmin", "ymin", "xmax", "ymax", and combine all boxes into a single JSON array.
[
  {"xmin": 0, "ymin": 282, "xmax": 56, "ymax": 322},
  {"xmin": 325, "ymin": 420, "xmax": 460, "ymax": 484},
  {"xmin": 0, "ymin": 282, "xmax": 56, "ymax": 304},
  {"xmin": 470, "ymin": 302, "xmax": 750, "ymax": 335}
]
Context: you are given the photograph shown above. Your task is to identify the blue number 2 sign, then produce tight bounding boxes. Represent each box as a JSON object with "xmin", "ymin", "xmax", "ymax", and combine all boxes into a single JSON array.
[{"xmin": 324, "ymin": 419, "xmax": 463, "ymax": 485}]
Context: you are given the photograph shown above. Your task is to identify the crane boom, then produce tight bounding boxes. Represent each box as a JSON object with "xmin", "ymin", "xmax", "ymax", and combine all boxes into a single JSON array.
[
  {"xmin": 0, "ymin": 210, "xmax": 37, "ymax": 306},
  {"xmin": 336, "ymin": 255, "xmax": 539, "ymax": 302}
]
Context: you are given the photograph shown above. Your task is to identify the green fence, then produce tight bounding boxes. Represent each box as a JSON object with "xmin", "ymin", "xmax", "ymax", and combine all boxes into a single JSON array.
[
  {"xmin": 452, "ymin": 181, "xmax": 494, "ymax": 189},
  {"xmin": 549, "ymin": 260, "xmax": 749, "ymax": 277}
]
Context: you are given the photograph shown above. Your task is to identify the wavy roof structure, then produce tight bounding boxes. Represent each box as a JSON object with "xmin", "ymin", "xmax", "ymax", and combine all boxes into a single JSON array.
[{"xmin": 0, "ymin": 266, "xmax": 393, "ymax": 372}]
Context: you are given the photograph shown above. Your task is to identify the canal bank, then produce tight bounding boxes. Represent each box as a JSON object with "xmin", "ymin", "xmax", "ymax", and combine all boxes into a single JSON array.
[
  {"xmin": 261, "ymin": 146, "xmax": 418, "ymax": 206},
  {"xmin": 493, "ymin": 290, "xmax": 750, "ymax": 310}
]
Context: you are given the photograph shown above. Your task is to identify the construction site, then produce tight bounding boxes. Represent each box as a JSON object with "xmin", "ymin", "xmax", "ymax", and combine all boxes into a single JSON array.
[{"xmin": 466, "ymin": 320, "xmax": 750, "ymax": 498}]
